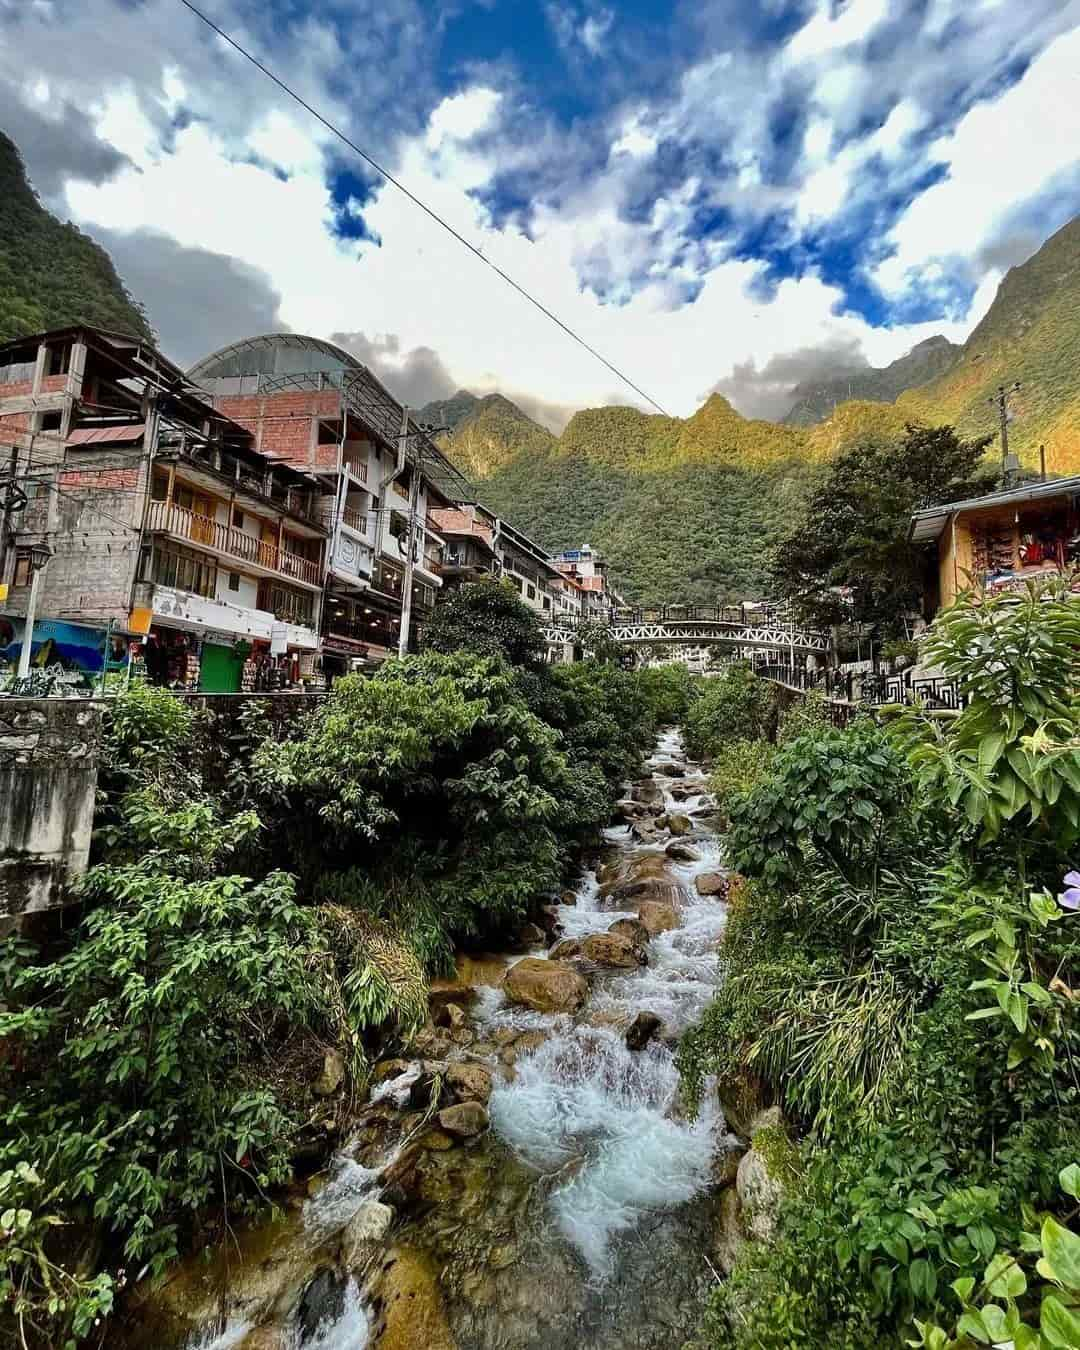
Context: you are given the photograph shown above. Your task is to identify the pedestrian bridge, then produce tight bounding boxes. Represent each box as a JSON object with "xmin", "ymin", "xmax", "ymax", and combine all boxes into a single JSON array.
[{"xmin": 543, "ymin": 604, "xmax": 829, "ymax": 655}]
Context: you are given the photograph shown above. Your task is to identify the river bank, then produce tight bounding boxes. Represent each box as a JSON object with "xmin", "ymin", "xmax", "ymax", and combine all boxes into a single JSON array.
[{"xmin": 113, "ymin": 727, "xmax": 744, "ymax": 1350}]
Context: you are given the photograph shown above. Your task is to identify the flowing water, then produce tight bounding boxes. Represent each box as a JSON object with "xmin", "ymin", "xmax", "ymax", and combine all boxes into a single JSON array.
[{"xmin": 138, "ymin": 728, "xmax": 733, "ymax": 1350}]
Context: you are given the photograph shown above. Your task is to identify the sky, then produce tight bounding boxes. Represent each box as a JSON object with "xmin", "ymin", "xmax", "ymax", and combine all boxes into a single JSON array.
[{"xmin": 3, "ymin": 0, "xmax": 1080, "ymax": 428}]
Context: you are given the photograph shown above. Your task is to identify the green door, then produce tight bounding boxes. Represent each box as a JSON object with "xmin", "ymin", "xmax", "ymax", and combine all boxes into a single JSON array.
[{"xmin": 200, "ymin": 642, "xmax": 242, "ymax": 693}]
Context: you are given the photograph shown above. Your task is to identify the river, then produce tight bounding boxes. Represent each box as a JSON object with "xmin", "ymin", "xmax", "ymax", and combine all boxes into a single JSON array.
[{"xmin": 131, "ymin": 727, "xmax": 735, "ymax": 1350}]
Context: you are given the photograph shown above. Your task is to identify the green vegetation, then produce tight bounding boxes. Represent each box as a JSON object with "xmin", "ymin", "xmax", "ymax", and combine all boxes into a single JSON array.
[
  {"xmin": 683, "ymin": 661, "xmax": 776, "ymax": 760},
  {"xmin": 421, "ymin": 575, "xmax": 547, "ymax": 666},
  {"xmin": 771, "ymin": 423, "xmax": 994, "ymax": 635},
  {"xmin": 680, "ymin": 575, "xmax": 1080, "ymax": 1349},
  {"xmin": 0, "ymin": 133, "xmax": 153, "ymax": 343},
  {"xmin": 783, "ymin": 336, "xmax": 961, "ymax": 427},
  {"xmin": 0, "ymin": 581, "xmax": 679, "ymax": 1345}
]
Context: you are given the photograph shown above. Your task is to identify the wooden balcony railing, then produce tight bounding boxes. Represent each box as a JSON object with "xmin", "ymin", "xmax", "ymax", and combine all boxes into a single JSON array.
[
  {"xmin": 341, "ymin": 505, "xmax": 368, "ymax": 534},
  {"xmin": 148, "ymin": 500, "xmax": 321, "ymax": 586}
]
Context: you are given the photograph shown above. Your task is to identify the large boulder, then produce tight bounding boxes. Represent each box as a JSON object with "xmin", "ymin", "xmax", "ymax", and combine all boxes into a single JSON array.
[
  {"xmin": 548, "ymin": 937, "xmax": 582, "ymax": 961},
  {"xmin": 312, "ymin": 1049, "xmax": 345, "ymax": 1097},
  {"xmin": 580, "ymin": 933, "xmax": 648, "ymax": 969},
  {"xmin": 665, "ymin": 841, "xmax": 701, "ymax": 863},
  {"xmin": 437, "ymin": 1101, "xmax": 490, "ymax": 1139},
  {"xmin": 428, "ymin": 986, "xmax": 479, "ymax": 1022},
  {"xmin": 637, "ymin": 901, "xmax": 680, "ymax": 936},
  {"xmin": 446, "ymin": 1062, "xmax": 492, "ymax": 1105},
  {"xmin": 340, "ymin": 1200, "xmax": 395, "ymax": 1267},
  {"xmin": 625, "ymin": 1010, "xmax": 663, "ymax": 1050},
  {"xmin": 655, "ymin": 762, "xmax": 686, "ymax": 778},
  {"xmin": 607, "ymin": 917, "xmax": 650, "ymax": 950},
  {"xmin": 631, "ymin": 780, "xmax": 665, "ymax": 804},
  {"xmin": 667, "ymin": 813, "xmax": 693, "ymax": 837},
  {"xmin": 736, "ymin": 1116, "xmax": 797, "ymax": 1243},
  {"xmin": 695, "ymin": 871, "xmax": 729, "ymax": 898},
  {"xmin": 504, "ymin": 958, "xmax": 588, "ymax": 1014}
]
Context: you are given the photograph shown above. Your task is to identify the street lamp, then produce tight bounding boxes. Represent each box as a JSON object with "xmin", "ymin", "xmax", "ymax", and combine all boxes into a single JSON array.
[{"xmin": 16, "ymin": 541, "xmax": 53, "ymax": 678}]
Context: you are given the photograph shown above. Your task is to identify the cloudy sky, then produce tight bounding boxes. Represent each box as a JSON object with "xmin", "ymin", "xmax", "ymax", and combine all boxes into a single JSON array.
[{"xmin": 3, "ymin": 0, "xmax": 1080, "ymax": 427}]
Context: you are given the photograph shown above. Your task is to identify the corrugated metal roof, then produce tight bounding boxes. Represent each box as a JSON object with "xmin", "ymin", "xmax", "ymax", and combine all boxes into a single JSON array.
[
  {"xmin": 67, "ymin": 423, "xmax": 145, "ymax": 445},
  {"xmin": 910, "ymin": 475, "xmax": 1080, "ymax": 542}
]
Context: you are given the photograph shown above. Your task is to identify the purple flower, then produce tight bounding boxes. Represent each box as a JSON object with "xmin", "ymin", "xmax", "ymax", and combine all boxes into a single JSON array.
[{"xmin": 1059, "ymin": 871, "xmax": 1080, "ymax": 911}]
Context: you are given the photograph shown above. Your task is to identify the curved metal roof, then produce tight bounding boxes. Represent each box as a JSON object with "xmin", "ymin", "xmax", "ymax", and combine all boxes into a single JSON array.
[{"xmin": 187, "ymin": 332, "xmax": 362, "ymax": 382}]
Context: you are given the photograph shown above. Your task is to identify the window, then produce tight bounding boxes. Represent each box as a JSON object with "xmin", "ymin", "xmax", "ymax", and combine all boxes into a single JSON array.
[
  {"xmin": 141, "ymin": 542, "xmax": 217, "ymax": 598},
  {"xmin": 258, "ymin": 581, "xmax": 314, "ymax": 626},
  {"xmin": 232, "ymin": 508, "xmax": 245, "ymax": 529},
  {"xmin": 227, "ymin": 572, "xmax": 240, "ymax": 592},
  {"xmin": 151, "ymin": 470, "xmax": 169, "ymax": 502},
  {"xmin": 12, "ymin": 551, "xmax": 32, "ymax": 588},
  {"xmin": 39, "ymin": 410, "xmax": 62, "ymax": 432},
  {"xmin": 527, "ymin": 584, "xmax": 536, "ymax": 601},
  {"xmin": 543, "ymin": 596, "xmax": 551, "ymax": 610},
  {"xmin": 45, "ymin": 344, "xmax": 70, "ymax": 377}
]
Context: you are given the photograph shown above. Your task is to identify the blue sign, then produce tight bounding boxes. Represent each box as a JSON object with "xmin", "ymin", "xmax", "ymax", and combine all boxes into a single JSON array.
[{"xmin": 0, "ymin": 616, "xmax": 110, "ymax": 676}]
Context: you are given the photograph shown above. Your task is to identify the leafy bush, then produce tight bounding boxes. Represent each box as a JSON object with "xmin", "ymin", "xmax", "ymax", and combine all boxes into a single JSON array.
[
  {"xmin": 421, "ymin": 576, "xmax": 546, "ymax": 666},
  {"xmin": 898, "ymin": 574, "xmax": 1080, "ymax": 857},
  {"xmin": 683, "ymin": 662, "xmax": 774, "ymax": 759},
  {"xmin": 708, "ymin": 739, "xmax": 777, "ymax": 816},
  {"xmin": 777, "ymin": 688, "xmax": 832, "ymax": 745},
  {"xmin": 726, "ymin": 720, "xmax": 918, "ymax": 890}
]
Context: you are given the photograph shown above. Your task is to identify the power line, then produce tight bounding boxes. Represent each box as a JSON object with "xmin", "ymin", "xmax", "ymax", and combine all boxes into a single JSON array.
[{"xmin": 174, "ymin": 0, "xmax": 671, "ymax": 418}]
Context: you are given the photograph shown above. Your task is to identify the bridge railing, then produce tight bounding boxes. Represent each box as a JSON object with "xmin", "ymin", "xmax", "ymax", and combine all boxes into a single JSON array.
[
  {"xmin": 608, "ymin": 603, "xmax": 791, "ymax": 627},
  {"xmin": 755, "ymin": 661, "xmax": 966, "ymax": 711}
]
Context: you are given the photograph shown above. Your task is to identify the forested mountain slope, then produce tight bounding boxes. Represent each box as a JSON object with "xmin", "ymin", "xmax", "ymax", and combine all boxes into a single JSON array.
[
  {"xmin": 783, "ymin": 335, "xmax": 961, "ymax": 425},
  {"xmin": 0, "ymin": 131, "xmax": 153, "ymax": 343}
]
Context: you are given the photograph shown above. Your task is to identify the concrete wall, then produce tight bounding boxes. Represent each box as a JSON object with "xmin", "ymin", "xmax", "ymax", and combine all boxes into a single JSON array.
[{"xmin": 0, "ymin": 699, "xmax": 103, "ymax": 922}]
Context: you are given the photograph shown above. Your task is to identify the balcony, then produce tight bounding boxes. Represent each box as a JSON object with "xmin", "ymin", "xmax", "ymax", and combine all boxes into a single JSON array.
[
  {"xmin": 148, "ymin": 499, "xmax": 322, "ymax": 587},
  {"xmin": 341, "ymin": 504, "xmax": 368, "ymax": 534},
  {"xmin": 173, "ymin": 443, "xmax": 320, "ymax": 524}
]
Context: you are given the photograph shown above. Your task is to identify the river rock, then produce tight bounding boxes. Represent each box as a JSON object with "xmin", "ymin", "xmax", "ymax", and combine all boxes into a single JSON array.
[
  {"xmin": 655, "ymin": 762, "xmax": 685, "ymax": 777},
  {"xmin": 312, "ymin": 1048, "xmax": 345, "ymax": 1097},
  {"xmin": 665, "ymin": 841, "xmax": 701, "ymax": 862},
  {"xmin": 504, "ymin": 958, "xmax": 588, "ymax": 1014},
  {"xmin": 297, "ymin": 1270, "xmax": 347, "ymax": 1342},
  {"xmin": 499, "ymin": 1029, "xmax": 547, "ymax": 1066},
  {"xmin": 372, "ymin": 1057, "xmax": 412, "ymax": 1084},
  {"xmin": 580, "ymin": 932, "xmax": 648, "ymax": 969},
  {"xmin": 368, "ymin": 1247, "xmax": 457, "ymax": 1350},
  {"xmin": 630, "ymin": 821, "xmax": 660, "ymax": 843},
  {"xmin": 626, "ymin": 854, "xmax": 671, "ymax": 881},
  {"xmin": 548, "ymin": 937, "xmax": 582, "ymax": 961},
  {"xmin": 618, "ymin": 799, "xmax": 649, "ymax": 819},
  {"xmin": 607, "ymin": 917, "xmax": 650, "ymax": 950},
  {"xmin": 437, "ymin": 1101, "xmax": 490, "ymax": 1139},
  {"xmin": 446, "ymin": 1062, "xmax": 493, "ymax": 1105},
  {"xmin": 444, "ymin": 1002, "xmax": 468, "ymax": 1032},
  {"xmin": 238, "ymin": 1329, "xmax": 285, "ymax": 1350},
  {"xmin": 714, "ymin": 1185, "xmax": 745, "ymax": 1275},
  {"xmin": 516, "ymin": 922, "xmax": 546, "ymax": 948},
  {"xmin": 340, "ymin": 1200, "xmax": 395, "ymax": 1267},
  {"xmin": 637, "ymin": 900, "xmax": 680, "ymax": 936},
  {"xmin": 631, "ymin": 781, "xmax": 664, "ymax": 804},
  {"xmin": 695, "ymin": 871, "xmax": 728, "ymax": 897},
  {"xmin": 539, "ymin": 905, "xmax": 564, "ymax": 935},
  {"xmin": 625, "ymin": 1010, "xmax": 663, "ymax": 1050},
  {"xmin": 429, "ymin": 985, "xmax": 479, "ymax": 1021},
  {"xmin": 667, "ymin": 813, "xmax": 693, "ymax": 837},
  {"xmin": 736, "ymin": 1127, "xmax": 791, "ymax": 1243}
]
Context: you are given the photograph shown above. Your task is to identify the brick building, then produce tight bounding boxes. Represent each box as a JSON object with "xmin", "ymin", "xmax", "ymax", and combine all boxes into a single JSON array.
[
  {"xmin": 0, "ymin": 326, "xmax": 332, "ymax": 691},
  {"xmin": 188, "ymin": 334, "xmax": 471, "ymax": 672}
]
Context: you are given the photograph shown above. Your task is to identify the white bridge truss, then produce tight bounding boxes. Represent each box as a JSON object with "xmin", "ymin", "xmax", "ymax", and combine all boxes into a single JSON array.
[{"xmin": 543, "ymin": 620, "xmax": 828, "ymax": 654}]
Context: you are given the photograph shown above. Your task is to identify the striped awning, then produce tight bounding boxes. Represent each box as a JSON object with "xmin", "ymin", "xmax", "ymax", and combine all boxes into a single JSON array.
[{"xmin": 67, "ymin": 423, "xmax": 145, "ymax": 445}]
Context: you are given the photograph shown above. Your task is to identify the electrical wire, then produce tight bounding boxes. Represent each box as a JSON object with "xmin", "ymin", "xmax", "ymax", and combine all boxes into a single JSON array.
[{"xmin": 174, "ymin": 0, "xmax": 671, "ymax": 418}]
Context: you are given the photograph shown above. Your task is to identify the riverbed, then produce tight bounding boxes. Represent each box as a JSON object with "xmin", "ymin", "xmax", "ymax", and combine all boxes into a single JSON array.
[{"xmin": 126, "ymin": 727, "xmax": 735, "ymax": 1350}]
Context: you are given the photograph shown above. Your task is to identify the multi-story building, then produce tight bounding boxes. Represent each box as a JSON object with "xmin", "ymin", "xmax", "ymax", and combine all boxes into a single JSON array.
[
  {"xmin": 187, "ymin": 334, "xmax": 470, "ymax": 674},
  {"xmin": 0, "ymin": 326, "xmax": 331, "ymax": 691},
  {"xmin": 552, "ymin": 544, "xmax": 620, "ymax": 617}
]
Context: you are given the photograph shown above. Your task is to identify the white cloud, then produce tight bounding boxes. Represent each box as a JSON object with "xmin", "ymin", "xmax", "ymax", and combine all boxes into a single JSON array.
[
  {"xmin": 581, "ymin": 10, "xmax": 613, "ymax": 56},
  {"xmin": 878, "ymin": 23, "xmax": 1080, "ymax": 294},
  {"xmin": 784, "ymin": 0, "xmax": 893, "ymax": 63}
]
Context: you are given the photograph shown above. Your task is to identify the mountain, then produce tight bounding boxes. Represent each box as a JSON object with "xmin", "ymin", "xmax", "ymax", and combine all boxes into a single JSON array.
[
  {"xmin": 0, "ymin": 132, "xmax": 154, "ymax": 344},
  {"xmin": 783, "ymin": 335, "xmax": 962, "ymax": 425},
  {"xmin": 416, "ymin": 390, "xmax": 481, "ymax": 434},
  {"xmin": 422, "ymin": 391, "xmax": 557, "ymax": 482},
  {"xmin": 898, "ymin": 215, "xmax": 1080, "ymax": 474}
]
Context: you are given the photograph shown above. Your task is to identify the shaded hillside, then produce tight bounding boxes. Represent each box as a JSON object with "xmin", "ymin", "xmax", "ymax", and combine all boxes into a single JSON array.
[
  {"xmin": 783, "ymin": 335, "xmax": 961, "ymax": 425},
  {"xmin": 417, "ymin": 389, "xmax": 481, "ymax": 433},
  {"xmin": 899, "ymin": 215, "xmax": 1080, "ymax": 474},
  {"xmin": 432, "ymin": 392, "xmax": 557, "ymax": 482},
  {"xmin": 0, "ymin": 131, "xmax": 153, "ymax": 343}
]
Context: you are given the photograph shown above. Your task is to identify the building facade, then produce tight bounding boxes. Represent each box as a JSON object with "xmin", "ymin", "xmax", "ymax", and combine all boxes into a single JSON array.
[
  {"xmin": 0, "ymin": 326, "xmax": 332, "ymax": 692},
  {"xmin": 187, "ymin": 334, "xmax": 468, "ymax": 674},
  {"xmin": 552, "ymin": 545, "xmax": 620, "ymax": 617},
  {"xmin": 910, "ymin": 475, "xmax": 1080, "ymax": 615}
]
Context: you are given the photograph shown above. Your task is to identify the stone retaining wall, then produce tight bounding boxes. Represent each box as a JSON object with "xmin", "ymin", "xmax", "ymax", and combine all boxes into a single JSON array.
[{"xmin": 0, "ymin": 698, "xmax": 104, "ymax": 923}]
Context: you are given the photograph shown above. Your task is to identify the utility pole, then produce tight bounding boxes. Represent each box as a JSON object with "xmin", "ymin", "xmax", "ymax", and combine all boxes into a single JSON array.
[
  {"xmin": 397, "ymin": 441, "xmax": 423, "ymax": 659},
  {"xmin": 989, "ymin": 382, "xmax": 1021, "ymax": 482}
]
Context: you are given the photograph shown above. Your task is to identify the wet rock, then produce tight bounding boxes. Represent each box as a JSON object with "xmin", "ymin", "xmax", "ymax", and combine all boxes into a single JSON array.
[
  {"xmin": 368, "ymin": 1247, "xmax": 457, "ymax": 1350},
  {"xmin": 548, "ymin": 937, "xmax": 582, "ymax": 961},
  {"xmin": 542, "ymin": 905, "xmax": 566, "ymax": 934},
  {"xmin": 580, "ymin": 932, "xmax": 648, "ymax": 969},
  {"xmin": 297, "ymin": 1269, "xmax": 346, "ymax": 1342},
  {"xmin": 504, "ymin": 958, "xmax": 588, "ymax": 1015},
  {"xmin": 446, "ymin": 1062, "xmax": 493, "ymax": 1105},
  {"xmin": 714, "ymin": 1185, "xmax": 745, "ymax": 1275},
  {"xmin": 596, "ymin": 860, "xmax": 623, "ymax": 886},
  {"xmin": 631, "ymin": 781, "xmax": 664, "ymax": 804},
  {"xmin": 646, "ymin": 802, "xmax": 666, "ymax": 816},
  {"xmin": 517, "ymin": 922, "xmax": 546, "ymax": 948},
  {"xmin": 625, "ymin": 1010, "xmax": 663, "ymax": 1050},
  {"xmin": 607, "ymin": 917, "xmax": 650, "ymax": 950},
  {"xmin": 421, "ymin": 1129, "xmax": 456, "ymax": 1151},
  {"xmin": 713, "ymin": 1146, "xmax": 746, "ymax": 1189},
  {"xmin": 695, "ymin": 871, "xmax": 728, "ymax": 898},
  {"xmin": 667, "ymin": 813, "xmax": 693, "ymax": 837},
  {"xmin": 372, "ymin": 1058, "xmax": 412, "ymax": 1084},
  {"xmin": 444, "ymin": 1002, "xmax": 468, "ymax": 1032},
  {"xmin": 630, "ymin": 821, "xmax": 660, "ymax": 843},
  {"xmin": 406, "ymin": 1027, "xmax": 456, "ymax": 1059},
  {"xmin": 237, "ymin": 1329, "xmax": 284, "ymax": 1350},
  {"xmin": 491, "ymin": 1026, "xmax": 519, "ymax": 1047},
  {"xmin": 408, "ymin": 1069, "xmax": 450, "ymax": 1111},
  {"xmin": 437, "ymin": 1101, "xmax": 490, "ymax": 1139},
  {"xmin": 429, "ymin": 986, "xmax": 479, "ymax": 1023},
  {"xmin": 340, "ymin": 1200, "xmax": 394, "ymax": 1267},
  {"xmin": 655, "ymin": 762, "xmax": 686, "ymax": 777},
  {"xmin": 626, "ymin": 854, "xmax": 671, "ymax": 881},
  {"xmin": 499, "ymin": 1029, "xmax": 547, "ymax": 1066},
  {"xmin": 312, "ymin": 1048, "xmax": 345, "ymax": 1097},
  {"xmin": 448, "ymin": 1026, "xmax": 475, "ymax": 1047},
  {"xmin": 665, "ymin": 841, "xmax": 701, "ymax": 862},
  {"xmin": 618, "ymin": 799, "xmax": 649, "ymax": 819},
  {"xmin": 637, "ymin": 900, "xmax": 680, "ymax": 936}
]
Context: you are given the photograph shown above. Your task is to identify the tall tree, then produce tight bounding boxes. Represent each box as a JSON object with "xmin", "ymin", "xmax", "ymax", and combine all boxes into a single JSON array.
[{"xmin": 770, "ymin": 423, "xmax": 993, "ymax": 635}]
